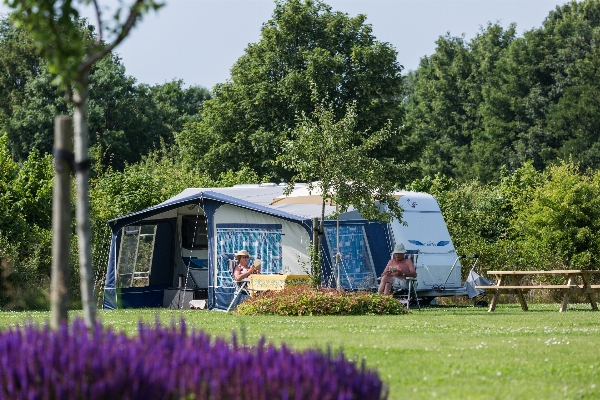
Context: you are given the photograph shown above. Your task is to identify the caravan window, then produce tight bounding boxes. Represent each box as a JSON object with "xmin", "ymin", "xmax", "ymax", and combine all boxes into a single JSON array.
[
  {"xmin": 325, "ymin": 225, "xmax": 377, "ymax": 290},
  {"xmin": 181, "ymin": 215, "xmax": 208, "ymax": 250},
  {"xmin": 117, "ymin": 225, "xmax": 156, "ymax": 288}
]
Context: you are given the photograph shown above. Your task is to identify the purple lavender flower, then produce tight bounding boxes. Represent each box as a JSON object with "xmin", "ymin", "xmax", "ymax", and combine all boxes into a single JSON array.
[{"xmin": 0, "ymin": 319, "xmax": 387, "ymax": 400}]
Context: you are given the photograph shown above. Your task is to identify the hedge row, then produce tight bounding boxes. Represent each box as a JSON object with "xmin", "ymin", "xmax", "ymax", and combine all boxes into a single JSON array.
[{"xmin": 236, "ymin": 286, "xmax": 405, "ymax": 316}]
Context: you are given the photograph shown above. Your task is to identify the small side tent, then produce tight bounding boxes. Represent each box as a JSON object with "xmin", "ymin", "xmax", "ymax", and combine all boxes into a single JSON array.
[{"xmin": 102, "ymin": 184, "xmax": 392, "ymax": 310}]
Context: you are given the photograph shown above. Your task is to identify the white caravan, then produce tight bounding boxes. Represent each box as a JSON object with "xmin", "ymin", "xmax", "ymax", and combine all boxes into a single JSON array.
[{"xmin": 390, "ymin": 191, "xmax": 467, "ymax": 299}]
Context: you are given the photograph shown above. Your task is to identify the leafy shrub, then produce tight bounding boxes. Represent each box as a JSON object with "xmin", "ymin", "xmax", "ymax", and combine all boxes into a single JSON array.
[
  {"xmin": 511, "ymin": 162, "xmax": 600, "ymax": 271},
  {"xmin": 236, "ymin": 285, "xmax": 406, "ymax": 316},
  {"xmin": 0, "ymin": 319, "xmax": 386, "ymax": 400},
  {"xmin": 0, "ymin": 136, "xmax": 54, "ymax": 309},
  {"xmin": 406, "ymin": 161, "xmax": 600, "ymax": 282}
]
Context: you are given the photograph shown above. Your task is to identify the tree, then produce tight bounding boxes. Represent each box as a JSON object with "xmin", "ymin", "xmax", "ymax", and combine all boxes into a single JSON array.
[
  {"xmin": 0, "ymin": 18, "xmax": 68, "ymax": 160},
  {"xmin": 1, "ymin": 17, "xmax": 210, "ymax": 171},
  {"xmin": 87, "ymin": 58, "xmax": 211, "ymax": 171},
  {"xmin": 177, "ymin": 0, "xmax": 405, "ymax": 180},
  {"xmin": 405, "ymin": 23, "xmax": 516, "ymax": 182},
  {"xmin": 278, "ymin": 90, "xmax": 405, "ymax": 288},
  {"xmin": 405, "ymin": 0, "xmax": 600, "ymax": 183},
  {"xmin": 5, "ymin": 0, "xmax": 162, "ymax": 327},
  {"xmin": 0, "ymin": 134, "xmax": 55, "ymax": 310},
  {"xmin": 511, "ymin": 162, "xmax": 600, "ymax": 270}
]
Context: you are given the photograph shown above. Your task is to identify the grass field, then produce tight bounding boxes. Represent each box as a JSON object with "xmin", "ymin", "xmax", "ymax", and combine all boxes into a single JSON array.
[{"xmin": 1, "ymin": 303, "xmax": 599, "ymax": 400}]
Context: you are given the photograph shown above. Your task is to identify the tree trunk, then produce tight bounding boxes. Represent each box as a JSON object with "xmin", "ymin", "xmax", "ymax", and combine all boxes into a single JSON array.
[
  {"xmin": 73, "ymin": 77, "xmax": 96, "ymax": 328},
  {"xmin": 51, "ymin": 116, "xmax": 72, "ymax": 328}
]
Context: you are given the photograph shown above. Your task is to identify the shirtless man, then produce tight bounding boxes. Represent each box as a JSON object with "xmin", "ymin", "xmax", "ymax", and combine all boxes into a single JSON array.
[{"xmin": 378, "ymin": 243, "xmax": 416, "ymax": 295}]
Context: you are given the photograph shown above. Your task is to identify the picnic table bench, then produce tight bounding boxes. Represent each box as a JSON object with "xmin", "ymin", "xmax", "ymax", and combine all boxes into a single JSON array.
[{"xmin": 475, "ymin": 270, "xmax": 600, "ymax": 312}]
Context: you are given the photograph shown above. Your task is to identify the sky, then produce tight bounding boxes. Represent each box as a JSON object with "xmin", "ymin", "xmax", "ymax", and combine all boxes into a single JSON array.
[{"xmin": 1, "ymin": 0, "xmax": 567, "ymax": 90}]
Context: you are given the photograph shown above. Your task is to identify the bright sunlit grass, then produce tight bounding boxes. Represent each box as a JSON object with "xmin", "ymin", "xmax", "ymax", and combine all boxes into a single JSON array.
[{"xmin": 1, "ymin": 304, "xmax": 598, "ymax": 400}]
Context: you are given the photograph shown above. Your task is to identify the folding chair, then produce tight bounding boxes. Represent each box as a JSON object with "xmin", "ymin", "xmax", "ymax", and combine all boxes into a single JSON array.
[
  {"xmin": 395, "ymin": 250, "xmax": 420, "ymax": 310},
  {"xmin": 226, "ymin": 259, "xmax": 250, "ymax": 312}
]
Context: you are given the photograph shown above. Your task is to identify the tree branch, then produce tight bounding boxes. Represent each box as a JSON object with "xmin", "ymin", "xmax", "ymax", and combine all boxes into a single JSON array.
[
  {"xmin": 92, "ymin": 0, "xmax": 103, "ymax": 44},
  {"xmin": 78, "ymin": 0, "xmax": 144, "ymax": 76}
]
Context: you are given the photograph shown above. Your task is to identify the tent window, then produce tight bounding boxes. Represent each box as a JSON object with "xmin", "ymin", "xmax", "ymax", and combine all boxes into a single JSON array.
[
  {"xmin": 117, "ymin": 225, "xmax": 156, "ymax": 288},
  {"xmin": 325, "ymin": 225, "xmax": 376, "ymax": 290},
  {"xmin": 215, "ymin": 224, "xmax": 283, "ymax": 287},
  {"xmin": 182, "ymin": 215, "xmax": 208, "ymax": 250}
]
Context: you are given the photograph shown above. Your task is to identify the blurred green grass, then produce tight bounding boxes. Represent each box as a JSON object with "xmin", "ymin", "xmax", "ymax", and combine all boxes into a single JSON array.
[{"xmin": 1, "ymin": 304, "xmax": 598, "ymax": 399}]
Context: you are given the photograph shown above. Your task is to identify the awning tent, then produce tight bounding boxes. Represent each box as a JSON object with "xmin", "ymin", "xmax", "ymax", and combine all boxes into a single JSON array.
[{"xmin": 103, "ymin": 185, "xmax": 392, "ymax": 310}]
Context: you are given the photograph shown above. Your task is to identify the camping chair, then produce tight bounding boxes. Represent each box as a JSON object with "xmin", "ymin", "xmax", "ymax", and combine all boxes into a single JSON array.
[
  {"xmin": 225, "ymin": 259, "xmax": 250, "ymax": 312},
  {"xmin": 394, "ymin": 250, "xmax": 420, "ymax": 310}
]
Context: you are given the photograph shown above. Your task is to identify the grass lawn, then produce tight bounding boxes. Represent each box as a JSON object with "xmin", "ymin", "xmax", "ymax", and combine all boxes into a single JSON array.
[{"xmin": 1, "ymin": 303, "xmax": 599, "ymax": 400}]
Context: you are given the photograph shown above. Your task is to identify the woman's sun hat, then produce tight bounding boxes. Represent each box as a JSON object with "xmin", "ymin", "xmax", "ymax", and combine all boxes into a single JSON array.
[{"xmin": 234, "ymin": 249, "xmax": 250, "ymax": 259}]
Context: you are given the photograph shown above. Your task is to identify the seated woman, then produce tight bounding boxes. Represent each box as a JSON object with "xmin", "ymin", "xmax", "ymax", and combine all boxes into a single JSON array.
[
  {"xmin": 233, "ymin": 249, "xmax": 261, "ymax": 281},
  {"xmin": 378, "ymin": 243, "xmax": 416, "ymax": 295}
]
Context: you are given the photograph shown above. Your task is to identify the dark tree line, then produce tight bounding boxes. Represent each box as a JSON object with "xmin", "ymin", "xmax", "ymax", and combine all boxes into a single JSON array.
[
  {"xmin": 0, "ymin": 17, "xmax": 210, "ymax": 172},
  {"xmin": 406, "ymin": 0, "xmax": 600, "ymax": 182},
  {"xmin": 6, "ymin": 1, "xmax": 600, "ymax": 185}
]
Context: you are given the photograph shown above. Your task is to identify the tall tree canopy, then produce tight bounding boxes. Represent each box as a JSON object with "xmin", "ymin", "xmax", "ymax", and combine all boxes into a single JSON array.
[
  {"xmin": 0, "ymin": 16, "xmax": 210, "ymax": 170},
  {"xmin": 406, "ymin": 0, "xmax": 600, "ymax": 183},
  {"xmin": 177, "ymin": 0, "xmax": 405, "ymax": 180}
]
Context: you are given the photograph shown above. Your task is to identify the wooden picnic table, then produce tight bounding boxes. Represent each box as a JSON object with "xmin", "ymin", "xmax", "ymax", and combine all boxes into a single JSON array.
[{"xmin": 475, "ymin": 270, "xmax": 600, "ymax": 312}]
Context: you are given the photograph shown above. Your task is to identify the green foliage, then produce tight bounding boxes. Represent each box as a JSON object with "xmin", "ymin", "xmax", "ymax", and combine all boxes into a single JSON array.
[
  {"xmin": 0, "ymin": 17, "xmax": 69, "ymax": 160},
  {"xmin": 511, "ymin": 162, "xmax": 600, "ymax": 270},
  {"xmin": 4, "ymin": 0, "xmax": 163, "ymax": 89},
  {"xmin": 216, "ymin": 166, "xmax": 262, "ymax": 188},
  {"xmin": 90, "ymin": 152, "xmax": 214, "ymax": 223},
  {"xmin": 279, "ymin": 92, "xmax": 405, "ymax": 223},
  {"xmin": 406, "ymin": 0, "xmax": 600, "ymax": 183},
  {"xmin": 405, "ymin": 23, "xmax": 517, "ymax": 182},
  {"xmin": 0, "ymin": 135, "xmax": 53, "ymax": 238},
  {"xmin": 236, "ymin": 285, "xmax": 405, "ymax": 316},
  {"xmin": 177, "ymin": 0, "xmax": 405, "ymax": 180},
  {"xmin": 87, "ymin": 56, "xmax": 211, "ymax": 171},
  {"xmin": 0, "ymin": 17, "xmax": 211, "ymax": 168},
  {"xmin": 407, "ymin": 161, "xmax": 600, "ymax": 276},
  {"xmin": 0, "ymin": 134, "xmax": 54, "ymax": 309},
  {"xmin": 306, "ymin": 244, "xmax": 322, "ymax": 288}
]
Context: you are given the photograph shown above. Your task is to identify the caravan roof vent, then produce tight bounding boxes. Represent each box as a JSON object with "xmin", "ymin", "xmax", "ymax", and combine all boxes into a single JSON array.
[{"xmin": 259, "ymin": 182, "xmax": 278, "ymax": 187}]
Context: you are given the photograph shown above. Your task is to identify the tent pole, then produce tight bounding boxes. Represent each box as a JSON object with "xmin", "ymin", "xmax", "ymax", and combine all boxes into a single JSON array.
[
  {"xmin": 312, "ymin": 217, "xmax": 319, "ymax": 279},
  {"xmin": 336, "ymin": 204, "xmax": 341, "ymax": 291}
]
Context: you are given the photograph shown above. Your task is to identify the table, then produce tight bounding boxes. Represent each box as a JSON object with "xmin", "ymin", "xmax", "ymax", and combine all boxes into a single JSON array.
[
  {"xmin": 476, "ymin": 270, "xmax": 600, "ymax": 312},
  {"xmin": 248, "ymin": 274, "xmax": 311, "ymax": 293}
]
